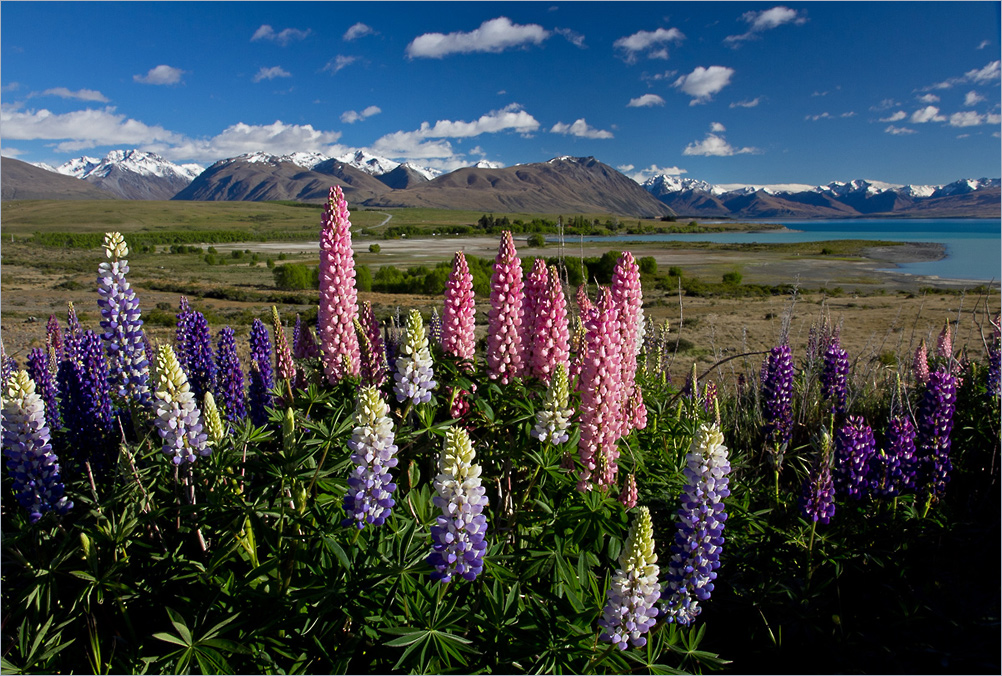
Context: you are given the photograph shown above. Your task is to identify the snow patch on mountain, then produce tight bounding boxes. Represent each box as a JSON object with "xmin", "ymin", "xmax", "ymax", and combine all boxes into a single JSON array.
[{"xmin": 57, "ymin": 150, "xmax": 202, "ymax": 182}]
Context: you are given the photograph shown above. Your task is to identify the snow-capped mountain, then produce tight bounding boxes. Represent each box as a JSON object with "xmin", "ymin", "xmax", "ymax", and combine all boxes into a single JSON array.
[
  {"xmin": 50, "ymin": 150, "xmax": 203, "ymax": 199},
  {"xmin": 336, "ymin": 150, "xmax": 399, "ymax": 176},
  {"xmin": 642, "ymin": 175, "xmax": 714, "ymax": 196}
]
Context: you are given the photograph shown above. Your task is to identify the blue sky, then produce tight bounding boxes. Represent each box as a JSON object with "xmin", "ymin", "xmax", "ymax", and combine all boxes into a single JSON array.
[{"xmin": 2, "ymin": 2, "xmax": 1000, "ymax": 186}]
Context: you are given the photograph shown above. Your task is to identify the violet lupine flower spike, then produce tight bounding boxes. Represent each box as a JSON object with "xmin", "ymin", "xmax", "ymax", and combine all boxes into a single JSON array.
[
  {"xmin": 342, "ymin": 385, "xmax": 399, "ymax": 529},
  {"xmin": 214, "ymin": 326, "xmax": 247, "ymax": 426},
  {"xmin": 394, "ymin": 310, "xmax": 437, "ymax": 406},
  {"xmin": 598, "ymin": 506, "xmax": 659, "ymax": 649},
  {"xmin": 915, "ymin": 368, "xmax": 957, "ymax": 510},
  {"xmin": 174, "ymin": 296, "xmax": 193, "ymax": 370},
  {"xmin": 442, "ymin": 252, "xmax": 477, "ymax": 363},
  {"xmin": 64, "ymin": 301, "xmax": 82, "ymax": 361},
  {"xmin": 833, "ymin": 415, "xmax": 876, "ymax": 499},
  {"xmin": 184, "ymin": 311, "xmax": 216, "ymax": 405},
  {"xmin": 532, "ymin": 362, "xmax": 573, "ymax": 444},
  {"xmin": 96, "ymin": 232, "xmax": 152, "ymax": 408},
  {"xmin": 318, "ymin": 186, "xmax": 361, "ymax": 384},
  {"xmin": 577, "ymin": 287, "xmax": 623, "ymax": 491},
  {"xmin": 248, "ymin": 319, "xmax": 274, "ymax": 428},
  {"xmin": 870, "ymin": 413, "xmax": 916, "ymax": 497},
  {"xmin": 661, "ymin": 423, "xmax": 731, "ymax": 626},
  {"xmin": 428, "ymin": 426, "xmax": 489, "ymax": 582},
  {"xmin": 486, "ymin": 231, "xmax": 525, "ymax": 383},
  {"xmin": 800, "ymin": 427, "xmax": 836, "ymax": 525},
  {"xmin": 46, "ymin": 315, "xmax": 63, "ymax": 362},
  {"xmin": 293, "ymin": 314, "xmax": 320, "ymax": 360},
  {"xmin": 760, "ymin": 344, "xmax": 794, "ymax": 472},
  {"xmin": 2, "ymin": 371, "xmax": 73, "ymax": 522},
  {"xmin": 612, "ymin": 252, "xmax": 644, "ymax": 435},
  {"xmin": 820, "ymin": 336, "xmax": 849, "ymax": 416},
  {"xmin": 152, "ymin": 344, "xmax": 209, "ymax": 465},
  {"xmin": 58, "ymin": 330, "xmax": 115, "ymax": 465}
]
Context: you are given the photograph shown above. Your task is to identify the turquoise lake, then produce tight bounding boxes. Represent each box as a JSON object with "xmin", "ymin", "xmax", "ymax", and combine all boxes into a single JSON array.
[{"xmin": 582, "ymin": 218, "xmax": 1001, "ymax": 283}]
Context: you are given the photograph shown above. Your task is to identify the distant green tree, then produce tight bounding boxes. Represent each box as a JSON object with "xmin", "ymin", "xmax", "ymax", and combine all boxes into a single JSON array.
[
  {"xmin": 356, "ymin": 264, "xmax": 373, "ymax": 292},
  {"xmin": 638, "ymin": 256, "xmax": 658, "ymax": 276},
  {"xmin": 369, "ymin": 244, "xmax": 381, "ymax": 254},
  {"xmin": 722, "ymin": 271, "xmax": 743, "ymax": 285},
  {"xmin": 526, "ymin": 233, "xmax": 546, "ymax": 247}
]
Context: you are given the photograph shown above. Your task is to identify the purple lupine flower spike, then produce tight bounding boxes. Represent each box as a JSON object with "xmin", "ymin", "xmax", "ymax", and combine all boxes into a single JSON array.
[
  {"xmin": 833, "ymin": 415, "xmax": 876, "ymax": 499},
  {"xmin": 357, "ymin": 302, "xmax": 387, "ymax": 387},
  {"xmin": 185, "ymin": 311, "xmax": 216, "ymax": 404},
  {"xmin": 820, "ymin": 336, "xmax": 849, "ymax": 416},
  {"xmin": 0, "ymin": 341, "xmax": 15, "ymax": 386},
  {"xmin": 342, "ymin": 386, "xmax": 399, "ymax": 529},
  {"xmin": 58, "ymin": 330, "xmax": 115, "ymax": 466},
  {"xmin": 248, "ymin": 319, "xmax": 274, "ymax": 427},
  {"xmin": 429, "ymin": 307, "xmax": 443, "ymax": 349},
  {"xmin": 96, "ymin": 232, "xmax": 152, "ymax": 408},
  {"xmin": 870, "ymin": 413, "xmax": 917, "ymax": 497},
  {"xmin": 661, "ymin": 423, "xmax": 731, "ymax": 626},
  {"xmin": 26, "ymin": 348, "xmax": 60, "ymax": 434},
  {"xmin": 293, "ymin": 314, "xmax": 320, "ymax": 360},
  {"xmin": 428, "ymin": 426, "xmax": 489, "ymax": 582},
  {"xmin": 760, "ymin": 344, "xmax": 794, "ymax": 468},
  {"xmin": 64, "ymin": 302, "xmax": 83, "ymax": 361},
  {"xmin": 214, "ymin": 326, "xmax": 247, "ymax": 426},
  {"xmin": 174, "ymin": 296, "xmax": 193, "ymax": 369},
  {"xmin": 800, "ymin": 428, "xmax": 836, "ymax": 524},
  {"xmin": 915, "ymin": 368, "xmax": 957, "ymax": 503},
  {"xmin": 987, "ymin": 314, "xmax": 1000, "ymax": 400},
  {"xmin": 523, "ymin": 258, "xmax": 549, "ymax": 378},
  {"xmin": 598, "ymin": 506, "xmax": 659, "ymax": 649},
  {"xmin": 2, "ymin": 371, "xmax": 72, "ymax": 522}
]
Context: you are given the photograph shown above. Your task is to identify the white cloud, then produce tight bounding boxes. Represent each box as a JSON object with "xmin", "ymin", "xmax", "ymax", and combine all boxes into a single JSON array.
[
  {"xmin": 613, "ymin": 27, "xmax": 684, "ymax": 63},
  {"xmin": 322, "ymin": 55, "xmax": 357, "ymax": 74},
  {"xmin": 964, "ymin": 90, "xmax": 985, "ymax": 106},
  {"xmin": 841, "ymin": 111, "xmax": 856, "ymax": 118},
  {"xmin": 619, "ymin": 164, "xmax": 687, "ymax": 182},
  {"xmin": 1, "ymin": 147, "xmax": 24, "ymax": 157},
  {"xmin": 725, "ymin": 6, "xmax": 806, "ymax": 45},
  {"xmin": 555, "ymin": 27, "xmax": 586, "ymax": 48},
  {"xmin": 928, "ymin": 60, "xmax": 1001, "ymax": 89},
  {"xmin": 253, "ymin": 66, "xmax": 291, "ymax": 83},
  {"xmin": 155, "ymin": 121, "xmax": 344, "ymax": 163},
  {"xmin": 730, "ymin": 97, "xmax": 762, "ymax": 108},
  {"xmin": 627, "ymin": 94, "xmax": 665, "ymax": 108},
  {"xmin": 880, "ymin": 111, "xmax": 907, "ymax": 122},
  {"xmin": 806, "ymin": 112, "xmax": 832, "ymax": 121},
  {"xmin": 340, "ymin": 105, "xmax": 382, "ymax": 124},
  {"xmin": 406, "ymin": 17, "xmax": 549, "ymax": 58},
  {"xmin": 885, "ymin": 125, "xmax": 916, "ymax": 135},
  {"xmin": 683, "ymin": 127, "xmax": 757, "ymax": 156},
  {"xmin": 911, "ymin": 106, "xmax": 946, "ymax": 123},
  {"xmin": 251, "ymin": 25, "xmax": 311, "ymax": 46},
  {"xmin": 917, "ymin": 93, "xmax": 940, "ymax": 104},
  {"xmin": 0, "ymin": 106, "xmax": 181, "ymax": 151},
  {"xmin": 673, "ymin": 66, "xmax": 734, "ymax": 104},
  {"xmin": 710, "ymin": 121, "xmax": 726, "ymax": 132},
  {"xmin": 343, "ymin": 22, "xmax": 374, "ymax": 41},
  {"xmin": 549, "ymin": 118, "xmax": 614, "ymax": 139},
  {"xmin": 369, "ymin": 132, "xmax": 456, "ymax": 160},
  {"xmin": 977, "ymin": 39, "xmax": 991, "ymax": 50},
  {"xmin": 133, "ymin": 65, "xmax": 185, "ymax": 85},
  {"xmin": 34, "ymin": 87, "xmax": 109, "ymax": 102},
  {"xmin": 870, "ymin": 98, "xmax": 900, "ymax": 111}
]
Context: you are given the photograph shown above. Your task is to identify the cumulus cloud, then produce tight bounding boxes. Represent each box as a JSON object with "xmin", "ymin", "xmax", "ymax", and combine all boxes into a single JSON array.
[
  {"xmin": 322, "ymin": 55, "xmax": 357, "ymax": 74},
  {"xmin": 880, "ymin": 110, "xmax": 907, "ymax": 122},
  {"xmin": 0, "ymin": 106, "xmax": 182, "ymax": 151},
  {"xmin": 928, "ymin": 60, "xmax": 1001, "ymax": 89},
  {"xmin": 343, "ymin": 22, "xmax": 375, "ymax": 41},
  {"xmin": 155, "ymin": 121, "xmax": 344, "ymax": 163},
  {"xmin": 673, "ymin": 66, "xmax": 734, "ymax": 104},
  {"xmin": 725, "ymin": 6, "xmax": 806, "ymax": 45},
  {"xmin": 340, "ymin": 105, "xmax": 382, "ymax": 124},
  {"xmin": 917, "ymin": 93, "xmax": 940, "ymax": 104},
  {"xmin": 619, "ymin": 164, "xmax": 687, "ymax": 182},
  {"xmin": 885, "ymin": 125, "xmax": 916, "ymax": 135},
  {"xmin": 613, "ymin": 27, "xmax": 684, "ymax": 63},
  {"xmin": 406, "ymin": 17, "xmax": 549, "ymax": 58},
  {"xmin": 253, "ymin": 66, "xmax": 291, "ymax": 82},
  {"xmin": 964, "ymin": 90, "xmax": 985, "ymax": 106},
  {"xmin": 683, "ymin": 127, "xmax": 757, "ymax": 156},
  {"xmin": 555, "ymin": 28, "xmax": 586, "ymax": 48},
  {"xmin": 1, "ymin": 147, "xmax": 24, "ymax": 157},
  {"xmin": 549, "ymin": 118, "xmax": 614, "ymax": 139},
  {"xmin": 949, "ymin": 111, "xmax": 985, "ymax": 127},
  {"xmin": 710, "ymin": 121, "xmax": 726, "ymax": 132},
  {"xmin": 805, "ymin": 112, "xmax": 832, "ymax": 121},
  {"xmin": 730, "ymin": 97, "xmax": 762, "ymax": 108},
  {"xmin": 911, "ymin": 106, "xmax": 946, "ymax": 123},
  {"xmin": 33, "ymin": 87, "xmax": 109, "ymax": 102},
  {"xmin": 251, "ymin": 25, "xmax": 311, "ymax": 46},
  {"xmin": 133, "ymin": 65, "xmax": 185, "ymax": 85},
  {"xmin": 627, "ymin": 94, "xmax": 665, "ymax": 107}
]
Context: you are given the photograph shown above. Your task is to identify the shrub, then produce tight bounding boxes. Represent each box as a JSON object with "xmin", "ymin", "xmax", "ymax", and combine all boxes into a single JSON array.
[
  {"xmin": 273, "ymin": 263, "xmax": 318, "ymax": 290},
  {"xmin": 526, "ymin": 233, "xmax": 546, "ymax": 248},
  {"xmin": 369, "ymin": 244, "xmax": 381, "ymax": 254},
  {"xmin": 638, "ymin": 256, "xmax": 658, "ymax": 276}
]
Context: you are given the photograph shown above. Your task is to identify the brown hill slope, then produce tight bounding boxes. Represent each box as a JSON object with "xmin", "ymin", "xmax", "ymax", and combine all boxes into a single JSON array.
[
  {"xmin": 1, "ymin": 157, "xmax": 118, "ymax": 201},
  {"xmin": 362, "ymin": 157, "xmax": 673, "ymax": 218}
]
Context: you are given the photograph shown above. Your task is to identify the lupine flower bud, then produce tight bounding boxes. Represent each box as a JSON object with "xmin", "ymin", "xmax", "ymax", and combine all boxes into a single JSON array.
[
  {"xmin": 760, "ymin": 344, "xmax": 794, "ymax": 462},
  {"xmin": 913, "ymin": 340, "xmax": 930, "ymax": 385},
  {"xmin": 576, "ymin": 284, "xmax": 594, "ymax": 319},
  {"xmin": 936, "ymin": 319, "xmax": 953, "ymax": 361},
  {"xmin": 27, "ymin": 348, "xmax": 60, "ymax": 434},
  {"xmin": 915, "ymin": 368, "xmax": 957, "ymax": 500},
  {"xmin": 820, "ymin": 337, "xmax": 850, "ymax": 416},
  {"xmin": 569, "ymin": 314, "xmax": 587, "ymax": 383},
  {"xmin": 202, "ymin": 392, "xmax": 225, "ymax": 446},
  {"xmin": 598, "ymin": 506, "xmax": 659, "ymax": 649},
  {"xmin": 357, "ymin": 302, "xmax": 387, "ymax": 387},
  {"xmin": 834, "ymin": 415, "xmax": 876, "ymax": 499},
  {"xmin": 428, "ymin": 427, "xmax": 489, "ymax": 582},
  {"xmin": 271, "ymin": 307, "xmax": 297, "ymax": 384},
  {"xmin": 46, "ymin": 315, "xmax": 63, "ymax": 362},
  {"xmin": 342, "ymin": 386, "xmax": 399, "ymax": 529},
  {"xmin": 394, "ymin": 310, "xmax": 437, "ymax": 405},
  {"xmin": 577, "ymin": 288, "xmax": 622, "ymax": 490},
  {"xmin": 214, "ymin": 326, "xmax": 246, "ymax": 426},
  {"xmin": 487, "ymin": 232, "xmax": 525, "ymax": 383},
  {"xmin": 248, "ymin": 319, "xmax": 274, "ymax": 427},
  {"xmin": 152, "ymin": 344, "xmax": 208, "ymax": 465},
  {"xmin": 800, "ymin": 428, "xmax": 836, "ymax": 524},
  {"xmin": 97, "ymin": 232, "xmax": 152, "ymax": 408},
  {"xmin": 2, "ymin": 371, "xmax": 72, "ymax": 522},
  {"xmin": 318, "ymin": 186, "xmax": 361, "ymax": 384},
  {"xmin": 532, "ymin": 362, "xmax": 573, "ymax": 444},
  {"xmin": 618, "ymin": 473, "xmax": 639, "ymax": 510},
  {"xmin": 429, "ymin": 307, "xmax": 443, "ymax": 348},
  {"xmin": 702, "ymin": 381, "xmax": 718, "ymax": 415},
  {"xmin": 442, "ymin": 252, "xmax": 477, "ymax": 361},
  {"xmin": 662, "ymin": 423, "xmax": 731, "ymax": 626}
]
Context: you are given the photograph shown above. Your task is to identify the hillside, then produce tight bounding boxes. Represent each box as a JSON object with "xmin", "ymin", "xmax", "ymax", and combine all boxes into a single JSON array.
[{"xmin": 1, "ymin": 157, "xmax": 119, "ymax": 201}]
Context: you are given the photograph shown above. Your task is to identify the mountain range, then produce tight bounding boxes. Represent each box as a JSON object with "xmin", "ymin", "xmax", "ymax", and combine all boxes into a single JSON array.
[{"xmin": 3, "ymin": 148, "xmax": 999, "ymax": 219}]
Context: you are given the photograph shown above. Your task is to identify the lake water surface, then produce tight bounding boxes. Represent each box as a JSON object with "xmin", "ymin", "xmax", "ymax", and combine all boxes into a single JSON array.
[{"xmin": 582, "ymin": 219, "xmax": 1000, "ymax": 282}]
